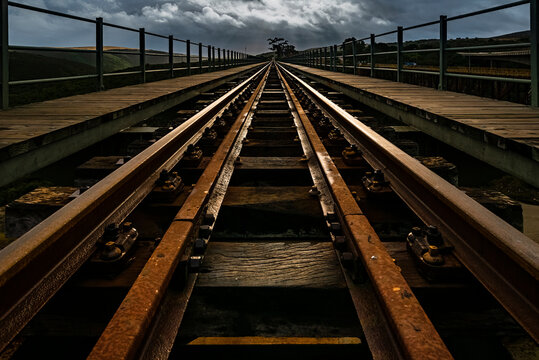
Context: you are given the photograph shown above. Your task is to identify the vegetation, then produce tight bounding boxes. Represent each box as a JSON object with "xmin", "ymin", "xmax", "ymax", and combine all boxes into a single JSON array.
[{"xmin": 267, "ymin": 37, "xmax": 297, "ymax": 59}]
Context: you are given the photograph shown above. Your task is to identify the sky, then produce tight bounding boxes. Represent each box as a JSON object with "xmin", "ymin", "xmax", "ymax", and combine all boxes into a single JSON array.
[{"xmin": 8, "ymin": 0, "xmax": 530, "ymax": 54}]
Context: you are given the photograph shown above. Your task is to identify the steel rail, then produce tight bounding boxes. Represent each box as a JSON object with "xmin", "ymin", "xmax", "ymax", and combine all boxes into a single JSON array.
[
  {"xmin": 278, "ymin": 63, "xmax": 539, "ymax": 342},
  {"xmin": 277, "ymin": 64, "xmax": 453, "ymax": 360},
  {"xmin": 0, "ymin": 63, "xmax": 268, "ymax": 352},
  {"xmin": 88, "ymin": 63, "xmax": 271, "ymax": 360}
]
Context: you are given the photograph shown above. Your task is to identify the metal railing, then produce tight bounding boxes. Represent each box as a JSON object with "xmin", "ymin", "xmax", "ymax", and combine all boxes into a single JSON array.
[
  {"xmin": 0, "ymin": 0, "xmax": 259, "ymax": 109},
  {"xmin": 284, "ymin": 0, "xmax": 538, "ymax": 105}
]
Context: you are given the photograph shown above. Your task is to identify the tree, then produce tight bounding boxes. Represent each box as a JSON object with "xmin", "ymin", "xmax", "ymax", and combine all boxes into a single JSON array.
[{"xmin": 267, "ymin": 37, "xmax": 296, "ymax": 58}]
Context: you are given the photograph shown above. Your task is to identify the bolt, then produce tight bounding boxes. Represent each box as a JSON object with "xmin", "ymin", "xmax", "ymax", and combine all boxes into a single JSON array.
[
  {"xmin": 204, "ymin": 213, "xmax": 216, "ymax": 225},
  {"xmin": 341, "ymin": 252, "xmax": 354, "ymax": 267},
  {"xmin": 122, "ymin": 222, "xmax": 132, "ymax": 232},
  {"xmin": 411, "ymin": 226, "xmax": 423, "ymax": 237},
  {"xmin": 426, "ymin": 225, "xmax": 443, "ymax": 246},
  {"xmin": 329, "ymin": 222, "xmax": 342, "ymax": 233},
  {"xmin": 199, "ymin": 225, "xmax": 212, "ymax": 238},
  {"xmin": 373, "ymin": 169, "xmax": 385, "ymax": 182},
  {"xmin": 194, "ymin": 238, "xmax": 207, "ymax": 254},
  {"xmin": 325, "ymin": 211, "xmax": 337, "ymax": 222},
  {"xmin": 309, "ymin": 186, "xmax": 320, "ymax": 197},
  {"xmin": 334, "ymin": 236, "xmax": 346, "ymax": 250},
  {"xmin": 104, "ymin": 223, "xmax": 119, "ymax": 242},
  {"xmin": 188, "ymin": 256, "xmax": 203, "ymax": 272}
]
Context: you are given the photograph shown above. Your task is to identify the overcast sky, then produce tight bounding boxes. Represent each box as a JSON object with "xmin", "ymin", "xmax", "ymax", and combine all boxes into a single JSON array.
[{"xmin": 9, "ymin": 0, "xmax": 530, "ymax": 54}]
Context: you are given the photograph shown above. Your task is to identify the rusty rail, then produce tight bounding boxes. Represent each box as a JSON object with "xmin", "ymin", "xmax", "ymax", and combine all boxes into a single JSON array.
[
  {"xmin": 277, "ymin": 65, "xmax": 454, "ymax": 360},
  {"xmin": 0, "ymin": 63, "xmax": 269, "ymax": 352},
  {"xmin": 87, "ymin": 64, "xmax": 271, "ymax": 359},
  {"xmin": 278, "ymin": 63, "xmax": 539, "ymax": 342}
]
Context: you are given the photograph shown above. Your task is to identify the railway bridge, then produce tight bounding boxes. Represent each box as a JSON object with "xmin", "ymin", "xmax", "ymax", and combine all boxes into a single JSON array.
[{"xmin": 0, "ymin": 1, "xmax": 538, "ymax": 359}]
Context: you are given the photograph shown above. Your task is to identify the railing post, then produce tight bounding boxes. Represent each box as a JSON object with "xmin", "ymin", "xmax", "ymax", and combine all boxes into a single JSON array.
[
  {"xmin": 139, "ymin": 28, "xmax": 146, "ymax": 83},
  {"xmin": 96, "ymin": 17, "xmax": 104, "ymax": 91},
  {"xmin": 186, "ymin": 40, "xmax": 191, "ymax": 75},
  {"xmin": 212, "ymin": 46, "xmax": 215, "ymax": 70},
  {"xmin": 439, "ymin": 15, "xmax": 447, "ymax": 90},
  {"xmin": 328, "ymin": 47, "xmax": 331, "ymax": 69},
  {"xmin": 207, "ymin": 45, "xmax": 211, "ymax": 72},
  {"xmin": 218, "ymin": 47, "xmax": 221, "ymax": 69},
  {"xmin": 168, "ymin": 35, "xmax": 174, "ymax": 78},
  {"xmin": 227, "ymin": 49, "xmax": 230, "ymax": 67},
  {"xmin": 333, "ymin": 44, "xmax": 337, "ymax": 71},
  {"xmin": 352, "ymin": 40, "xmax": 357, "ymax": 75},
  {"xmin": 397, "ymin": 26, "xmax": 403, "ymax": 82},
  {"xmin": 342, "ymin": 41, "xmax": 345, "ymax": 73},
  {"xmin": 1, "ymin": 0, "xmax": 8, "ymax": 109},
  {"xmin": 198, "ymin": 43, "xmax": 202, "ymax": 74},
  {"xmin": 370, "ymin": 33, "xmax": 375, "ymax": 77},
  {"xmin": 531, "ymin": 0, "xmax": 539, "ymax": 106},
  {"xmin": 324, "ymin": 47, "xmax": 328, "ymax": 69}
]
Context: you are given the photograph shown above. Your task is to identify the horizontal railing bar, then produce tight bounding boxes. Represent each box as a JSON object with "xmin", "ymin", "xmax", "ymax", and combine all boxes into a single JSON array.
[
  {"xmin": 403, "ymin": 19, "xmax": 441, "ymax": 31},
  {"xmin": 102, "ymin": 22, "xmax": 139, "ymax": 33},
  {"xmin": 446, "ymin": 42, "xmax": 531, "ymax": 52},
  {"xmin": 8, "ymin": 1, "xmax": 96, "ymax": 23},
  {"xmin": 401, "ymin": 69, "xmax": 440, "ymax": 75},
  {"xmin": 9, "ymin": 74, "xmax": 97, "ymax": 85},
  {"xmin": 103, "ymin": 50, "xmax": 141, "ymax": 56},
  {"xmin": 145, "ymin": 31, "xmax": 169, "ymax": 40},
  {"xmin": 373, "ymin": 50, "xmax": 397, "ymax": 56},
  {"xmin": 401, "ymin": 48, "xmax": 439, "ymax": 54},
  {"xmin": 103, "ymin": 70, "xmax": 143, "ymax": 77},
  {"xmin": 445, "ymin": 72, "xmax": 531, "ymax": 83},
  {"xmin": 9, "ymin": 45, "xmax": 96, "ymax": 53},
  {"xmin": 145, "ymin": 68, "xmax": 170, "ymax": 74},
  {"xmin": 376, "ymin": 29, "xmax": 399, "ymax": 38}
]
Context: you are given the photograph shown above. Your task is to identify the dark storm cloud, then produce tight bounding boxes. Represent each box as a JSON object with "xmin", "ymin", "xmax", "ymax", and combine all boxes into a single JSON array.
[{"xmin": 9, "ymin": 0, "xmax": 530, "ymax": 54}]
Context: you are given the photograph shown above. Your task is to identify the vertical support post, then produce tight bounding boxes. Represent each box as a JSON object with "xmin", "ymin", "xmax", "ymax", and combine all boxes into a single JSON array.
[
  {"xmin": 370, "ymin": 33, "xmax": 375, "ymax": 77},
  {"xmin": 333, "ymin": 44, "xmax": 337, "ymax": 71},
  {"xmin": 324, "ymin": 47, "xmax": 328, "ymax": 69},
  {"xmin": 198, "ymin": 43, "xmax": 202, "ymax": 74},
  {"xmin": 0, "ymin": 0, "xmax": 7, "ymax": 109},
  {"xmin": 139, "ymin": 28, "xmax": 146, "ymax": 83},
  {"xmin": 439, "ymin": 15, "xmax": 447, "ymax": 90},
  {"xmin": 342, "ymin": 41, "xmax": 345, "ymax": 73},
  {"xmin": 96, "ymin": 17, "xmax": 104, "ymax": 91},
  {"xmin": 531, "ymin": 0, "xmax": 538, "ymax": 106},
  {"xmin": 352, "ymin": 40, "xmax": 357, "ymax": 75},
  {"xmin": 218, "ymin": 47, "xmax": 221, "ymax": 69},
  {"xmin": 328, "ymin": 47, "xmax": 332, "ymax": 69},
  {"xmin": 186, "ymin": 40, "xmax": 191, "ymax": 75},
  {"xmin": 168, "ymin": 35, "xmax": 174, "ymax": 78},
  {"xmin": 397, "ymin": 26, "xmax": 403, "ymax": 82},
  {"xmin": 207, "ymin": 45, "xmax": 211, "ymax": 72},
  {"xmin": 227, "ymin": 50, "xmax": 230, "ymax": 67},
  {"xmin": 212, "ymin": 46, "xmax": 215, "ymax": 70}
]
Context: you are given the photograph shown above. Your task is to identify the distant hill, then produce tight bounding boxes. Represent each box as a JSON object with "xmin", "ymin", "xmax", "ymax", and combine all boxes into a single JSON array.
[
  {"xmin": 491, "ymin": 31, "xmax": 529, "ymax": 40},
  {"xmin": 10, "ymin": 46, "xmax": 203, "ymax": 81}
]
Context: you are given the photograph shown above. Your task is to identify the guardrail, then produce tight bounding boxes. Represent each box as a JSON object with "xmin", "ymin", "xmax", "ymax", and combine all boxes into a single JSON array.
[
  {"xmin": 0, "ymin": 0, "xmax": 260, "ymax": 109},
  {"xmin": 283, "ymin": 0, "xmax": 537, "ymax": 105}
]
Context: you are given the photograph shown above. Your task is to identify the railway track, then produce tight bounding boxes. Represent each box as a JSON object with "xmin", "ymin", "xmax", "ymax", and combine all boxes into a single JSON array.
[{"xmin": 0, "ymin": 62, "xmax": 537, "ymax": 359}]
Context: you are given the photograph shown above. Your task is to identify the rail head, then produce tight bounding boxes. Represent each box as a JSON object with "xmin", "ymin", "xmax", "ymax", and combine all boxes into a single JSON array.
[{"xmin": 277, "ymin": 62, "xmax": 539, "ymax": 342}]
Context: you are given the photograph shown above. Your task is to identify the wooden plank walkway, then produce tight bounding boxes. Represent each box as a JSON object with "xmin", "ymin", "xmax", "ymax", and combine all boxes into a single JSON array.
[
  {"xmin": 0, "ymin": 63, "xmax": 264, "ymax": 187},
  {"xmin": 283, "ymin": 63, "xmax": 539, "ymax": 187}
]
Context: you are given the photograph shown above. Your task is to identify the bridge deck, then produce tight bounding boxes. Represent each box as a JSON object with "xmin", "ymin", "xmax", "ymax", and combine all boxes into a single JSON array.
[
  {"xmin": 283, "ymin": 63, "xmax": 539, "ymax": 187},
  {"xmin": 0, "ymin": 63, "xmax": 264, "ymax": 187}
]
